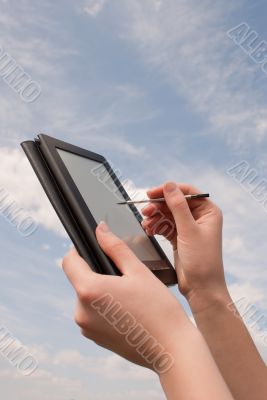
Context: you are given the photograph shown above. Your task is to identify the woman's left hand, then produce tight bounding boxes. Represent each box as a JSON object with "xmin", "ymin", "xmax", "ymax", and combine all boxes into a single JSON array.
[{"xmin": 62, "ymin": 221, "xmax": 194, "ymax": 374}]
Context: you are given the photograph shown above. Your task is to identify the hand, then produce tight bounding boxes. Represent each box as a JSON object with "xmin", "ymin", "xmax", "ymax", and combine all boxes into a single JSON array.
[
  {"xmin": 62, "ymin": 221, "xmax": 194, "ymax": 374},
  {"xmin": 141, "ymin": 182, "xmax": 228, "ymax": 313}
]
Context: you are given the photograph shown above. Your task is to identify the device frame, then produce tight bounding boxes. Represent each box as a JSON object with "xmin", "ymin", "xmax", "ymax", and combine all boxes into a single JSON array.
[
  {"xmin": 21, "ymin": 140, "xmax": 102, "ymax": 274},
  {"xmin": 33, "ymin": 134, "xmax": 177, "ymax": 286}
]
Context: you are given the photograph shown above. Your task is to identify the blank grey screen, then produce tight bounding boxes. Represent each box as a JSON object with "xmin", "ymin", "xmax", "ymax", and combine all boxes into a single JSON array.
[{"xmin": 57, "ymin": 149, "xmax": 163, "ymax": 265}]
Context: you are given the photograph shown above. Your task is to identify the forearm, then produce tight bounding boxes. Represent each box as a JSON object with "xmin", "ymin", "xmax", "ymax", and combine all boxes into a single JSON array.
[
  {"xmin": 188, "ymin": 286, "xmax": 267, "ymax": 400},
  {"xmin": 159, "ymin": 325, "xmax": 233, "ymax": 400}
]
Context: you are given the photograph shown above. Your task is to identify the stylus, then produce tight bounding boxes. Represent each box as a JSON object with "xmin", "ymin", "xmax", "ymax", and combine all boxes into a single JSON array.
[{"xmin": 117, "ymin": 193, "xmax": 210, "ymax": 205}]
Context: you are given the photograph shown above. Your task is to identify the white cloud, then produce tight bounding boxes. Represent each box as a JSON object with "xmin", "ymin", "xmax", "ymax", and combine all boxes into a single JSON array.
[
  {"xmin": 0, "ymin": 344, "xmax": 163, "ymax": 399},
  {"xmin": 0, "ymin": 363, "xmax": 84, "ymax": 400},
  {"xmin": 41, "ymin": 243, "xmax": 50, "ymax": 251},
  {"xmin": 55, "ymin": 257, "xmax": 63, "ymax": 269},
  {"xmin": 0, "ymin": 147, "xmax": 66, "ymax": 236},
  {"xmin": 228, "ymin": 282, "xmax": 267, "ymax": 308},
  {"xmin": 83, "ymin": 0, "xmax": 108, "ymax": 17},
  {"xmin": 54, "ymin": 349, "xmax": 156, "ymax": 380}
]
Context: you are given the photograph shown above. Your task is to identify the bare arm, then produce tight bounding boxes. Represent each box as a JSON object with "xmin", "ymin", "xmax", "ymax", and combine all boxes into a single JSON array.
[
  {"xmin": 159, "ymin": 328, "xmax": 233, "ymax": 400},
  {"xmin": 62, "ymin": 222, "xmax": 233, "ymax": 400},
  {"xmin": 142, "ymin": 182, "xmax": 267, "ymax": 400},
  {"xmin": 189, "ymin": 287, "xmax": 267, "ymax": 400}
]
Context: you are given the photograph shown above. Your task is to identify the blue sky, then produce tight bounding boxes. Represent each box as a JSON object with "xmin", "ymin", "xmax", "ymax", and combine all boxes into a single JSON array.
[{"xmin": 1, "ymin": 0, "xmax": 267, "ymax": 398}]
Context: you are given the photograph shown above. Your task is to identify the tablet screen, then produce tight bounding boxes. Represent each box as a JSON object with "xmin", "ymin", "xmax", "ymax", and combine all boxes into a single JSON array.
[{"xmin": 57, "ymin": 149, "xmax": 169, "ymax": 270}]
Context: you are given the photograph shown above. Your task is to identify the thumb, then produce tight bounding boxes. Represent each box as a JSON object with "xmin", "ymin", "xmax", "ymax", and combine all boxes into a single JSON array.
[
  {"xmin": 96, "ymin": 222, "xmax": 144, "ymax": 276},
  {"xmin": 163, "ymin": 182, "xmax": 196, "ymax": 236}
]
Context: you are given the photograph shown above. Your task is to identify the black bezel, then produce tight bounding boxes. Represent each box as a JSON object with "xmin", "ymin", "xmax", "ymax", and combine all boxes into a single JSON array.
[{"xmin": 36, "ymin": 134, "xmax": 177, "ymax": 286}]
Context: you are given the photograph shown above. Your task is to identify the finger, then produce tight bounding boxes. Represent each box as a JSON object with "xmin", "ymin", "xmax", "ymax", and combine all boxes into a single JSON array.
[
  {"xmin": 142, "ymin": 217, "xmax": 176, "ymax": 239},
  {"xmin": 141, "ymin": 203, "xmax": 157, "ymax": 217},
  {"xmin": 148, "ymin": 182, "xmax": 214, "ymax": 216},
  {"xmin": 175, "ymin": 183, "xmax": 215, "ymax": 216},
  {"xmin": 96, "ymin": 222, "xmax": 144, "ymax": 276},
  {"xmin": 142, "ymin": 215, "xmax": 172, "ymax": 231},
  {"xmin": 142, "ymin": 217, "xmax": 162, "ymax": 234},
  {"xmin": 144, "ymin": 227, "xmax": 154, "ymax": 236},
  {"xmin": 62, "ymin": 248, "xmax": 98, "ymax": 293},
  {"xmin": 147, "ymin": 185, "xmax": 164, "ymax": 199},
  {"xmin": 163, "ymin": 182, "xmax": 196, "ymax": 236},
  {"xmin": 147, "ymin": 182, "xmax": 200, "ymax": 199},
  {"xmin": 141, "ymin": 202, "xmax": 171, "ymax": 217},
  {"xmin": 142, "ymin": 216, "xmax": 161, "ymax": 228}
]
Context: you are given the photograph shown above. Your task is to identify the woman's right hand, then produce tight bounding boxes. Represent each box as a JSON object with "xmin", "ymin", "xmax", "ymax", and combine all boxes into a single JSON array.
[{"xmin": 141, "ymin": 182, "xmax": 228, "ymax": 314}]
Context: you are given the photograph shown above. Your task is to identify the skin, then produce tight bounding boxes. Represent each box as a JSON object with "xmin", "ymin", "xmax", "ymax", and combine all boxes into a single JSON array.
[
  {"xmin": 62, "ymin": 213, "xmax": 233, "ymax": 399},
  {"xmin": 142, "ymin": 181, "xmax": 267, "ymax": 400}
]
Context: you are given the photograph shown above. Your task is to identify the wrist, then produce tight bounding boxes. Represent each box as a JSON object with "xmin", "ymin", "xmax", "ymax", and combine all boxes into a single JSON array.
[
  {"xmin": 186, "ymin": 283, "xmax": 231, "ymax": 317},
  {"xmin": 153, "ymin": 302, "xmax": 199, "ymax": 376}
]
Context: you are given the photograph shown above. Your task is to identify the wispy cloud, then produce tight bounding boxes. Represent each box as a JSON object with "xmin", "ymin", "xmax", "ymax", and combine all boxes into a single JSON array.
[
  {"xmin": 83, "ymin": 0, "xmax": 109, "ymax": 17},
  {"xmin": 0, "ymin": 2, "xmax": 153, "ymax": 159},
  {"xmin": 92, "ymin": 0, "xmax": 267, "ymax": 145},
  {"xmin": 0, "ymin": 147, "xmax": 66, "ymax": 236},
  {"xmin": 54, "ymin": 350, "xmax": 156, "ymax": 380},
  {"xmin": 1, "ymin": 1, "xmax": 267, "ymax": 398}
]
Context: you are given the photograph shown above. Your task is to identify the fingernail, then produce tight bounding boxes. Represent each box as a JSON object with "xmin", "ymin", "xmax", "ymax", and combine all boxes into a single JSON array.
[
  {"xmin": 165, "ymin": 182, "xmax": 177, "ymax": 193},
  {"xmin": 99, "ymin": 221, "xmax": 110, "ymax": 233}
]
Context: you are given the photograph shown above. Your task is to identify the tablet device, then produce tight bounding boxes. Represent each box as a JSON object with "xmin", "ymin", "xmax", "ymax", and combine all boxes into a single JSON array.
[{"xmin": 21, "ymin": 135, "xmax": 177, "ymax": 286}]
